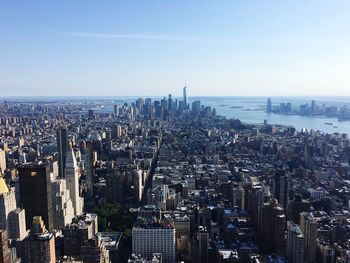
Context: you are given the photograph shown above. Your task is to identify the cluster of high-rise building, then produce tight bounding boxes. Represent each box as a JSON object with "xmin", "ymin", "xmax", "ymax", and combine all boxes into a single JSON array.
[
  {"xmin": 267, "ymin": 98, "xmax": 350, "ymax": 120},
  {"xmin": 1, "ymin": 88, "xmax": 350, "ymax": 262}
]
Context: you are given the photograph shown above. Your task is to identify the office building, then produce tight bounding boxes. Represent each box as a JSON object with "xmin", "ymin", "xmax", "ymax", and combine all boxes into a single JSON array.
[
  {"xmin": 164, "ymin": 213, "xmax": 190, "ymax": 252},
  {"xmin": 260, "ymin": 199, "xmax": 286, "ymax": 254},
  {"xmin": 65, "ymin": 145, "xmax": 83, "ymax": 216},
  {"xmin": 0, "ymin": 177, "xmax": 16, "ymax": 231},
  {"xmin": 191, "ymin": 101, "xmax": 201, "ymax": 113},
  {"xmin": 18, "ymin": 163, "xmax": 54, "ymax": 230},
  {"xmin": 304, "ymin": 143, "xmax": 315, "ymax": 169},
  {"xmin": 51, "ymin": 178, "xmax": 74, "ymax": 229},
  {"xmin": 198, "ymin": 226, "xmax": 208, "ymax": 263},
  {"xmin": 274, "ymin": 213, "xmax": 287, "ymax": 255},
  {"xmin": 232, "ymin": 186, "xmax": 245, "ymax": 209},
  {"xmin": 62, "ymin": 213, "xmax": 98, "ymax": 257},
  {"xmin": 183, "ymin": 85, "xmax": 187, "ymax": 108},
  {"xmin": 190, "ymin": 226, "xmax": 210, "ymax": 263},
  {"xmin": 106, "ymin": 171, "xmax": 123, "ymax": 204},
  {"xmin": 23, "ymin": 216, "xmax": 56, "ymax": 263},
  {"xmin": 267, "ymin": 98, "xmax": 272, "ymax": 113},
  {"xmin": 113, "ymin": 104, "xmax": 119, "ymax": 116},
  {"xmin": 163, "ymin": 213, "xmax": 190, "ymax": 239},
  {"xmin": 0, "ymin": 150, "xmax": 6, "ymax": 174},
  {"xmin": 8, "ymin": 208, "xmax": 27, "ymax": 240},
  {"xmin": 317, "ymin": 243, "xmax": 335, "ymax": 263},
  {"xmin": 300, "ymin": 212, "xmax": 317, "ymax": 263},
  {"xmin": 311, "ymin": 100, "xmax": 316, "ymax": 114},
  {"xmin": 57, "ymin": 126, "xmax": 68, "ymax": 178},
  {"xmin": 272, "ymin": 170, "xmax": 289, "ymax": 209},
  {"xmin": 287, "ymin": 194, "xmax": 310, "ymax": 224},
  {"xmin": 0, "ymin": 230, "xmax": 10, "ymax": 263},
  {"xmin": 88, "ymin": 109, "xmax": 95, "ymax": 119},
  {"xmin": 246, "ymin": 184, "xmax": 265, "ymax": 237},
  {"xmin": 82, "ymin": 144, "xmax": 94, "ymax": 198},
  {"xmin": 136, "ymin": 98, "xmax": 144, "ymax": 111},
  {"xmin": 286, "ymin": 221, "xmax": 304, "ymax": 263},
  {"xmin": 167, "ymin": 94, "xmax": 172, "ymax": 112},
  {"xmin": 132, "ymin": 218, "xmax": 175, "ymax": 263}
]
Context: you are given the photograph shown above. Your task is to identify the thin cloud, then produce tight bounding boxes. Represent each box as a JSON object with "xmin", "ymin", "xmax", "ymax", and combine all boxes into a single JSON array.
[{"xmin": 57, "ymin": 31, "xmax": 232, "ymax": 43}]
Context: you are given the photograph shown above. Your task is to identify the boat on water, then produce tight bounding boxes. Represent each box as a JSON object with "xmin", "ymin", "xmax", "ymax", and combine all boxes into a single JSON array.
[{"xmin": 325, "ymin": 122, "xmax": 333, "ymax": 125}]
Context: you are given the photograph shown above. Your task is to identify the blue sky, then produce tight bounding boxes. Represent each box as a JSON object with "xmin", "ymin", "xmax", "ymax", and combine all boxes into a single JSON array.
[{"xmin": 0, "ymin": 1, "xmax": 349, "ymax": 96}]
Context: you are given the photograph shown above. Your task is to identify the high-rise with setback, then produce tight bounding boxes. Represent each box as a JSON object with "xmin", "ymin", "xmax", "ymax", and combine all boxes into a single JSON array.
[{"xmin": 24, "ymin": 216, "xmax": 56, "ymax": 263}]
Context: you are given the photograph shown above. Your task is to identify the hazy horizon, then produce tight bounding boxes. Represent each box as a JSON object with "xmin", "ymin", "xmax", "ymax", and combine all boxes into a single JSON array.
[
  {"xmin": 1, "ymin": 1, "xmax": 349, "ymax": 96},
  {"xmin": 3, "ymin": 95, "xmax": 350, "ymax": 98}
]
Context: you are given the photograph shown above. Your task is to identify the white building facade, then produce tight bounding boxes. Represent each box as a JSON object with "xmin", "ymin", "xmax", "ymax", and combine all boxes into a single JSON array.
[
  {"xmin": 132, "ymin": 224, "xmax": 175, "ymax": 263},
  {"xmin": 65, "ymin": 148, "xmax": 83, "ymax": 216},
  {"xmin": 52, "ymin": 178, "xmax": 74, "ymax": 229}
]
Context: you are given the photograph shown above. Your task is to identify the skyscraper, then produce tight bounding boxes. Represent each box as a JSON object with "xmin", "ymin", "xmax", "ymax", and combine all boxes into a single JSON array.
[
  {"xmin": 168, "ymin": 94, "xmax": 173, "ymax": 112},
  {"xmin": 183, "ymin": 85, "xmax": 187, "ymax": 109},
  {"xmin": 0, "ymin": 230, "xmax": 10, "ymax": 263},
  {"xmin": 106, "ymin": 170, "xmax": 123, "ymax": 204},
  {"xmin": 260, "ymin": 199, "xmax": 286, "ymax": 254},
  {"xmin": 82, "ymin": 141, "xmax": 94, "ymax": 199},
  {"xmin": 24, "ymin": 216, "xmax": 56, "ymax": 263},
  {"xmin": 0, "ymin": 177, "xmax": 16, "ymax": 231},
  {"xmin": 246, "ymin": 184, "xmax": 264, "ymax": 237},
  {"xmin": 311, "ymin": 100, "xmax": 316, "ymax": 115},
  {"xmin": 113, "ymin": 104, "xmax": 119, "ymax": 116},
  {"xmin": 51, "ymin": 178, "xmax": 74, "ymax": 229},
  {"xmin": 198, "ymin": 226, "xmax": 208, "ymax": 263},
  {"xmin": 286, "ymin": 221, "xmax": 304, "ymax": 263},
  {"xmin": 65, "ymin": 144, "xmax": 83, "ymax": 216},
  {"xmin": 272, "ymin": 170, "xmax": 289, "ymax": 209},
  {"xmin": 287, "ymin": 194, "xmax": 310, "ymax": 224},
  {"xmin": 0, "ymin": 149, "xmax": 6, "ymax": 174},
  {"xmin": 300, "ymin": 212, "xmax": 317, "ymax": 263},
  {"xmin": 232, "ymin": 186, "xmax": 245, "ymax": 209},
  {"xmin": 57, "ymin": 126, "xmax": 68, "ymax": 178},
  {"xmin": 304, "ymin": 143, "xmax": 315, "ymax": 169},
  {"xmin": 18, "ymin": 163, "xmax": 54, "ymax": 230},
  {"xmin": 191, "ymin": 101, "xmax": 201, "ymax": 113},
  {"xmin": 136, "ymin": 98, "xmax": 144, "ymax": 111},
  {"xmin": 267, "ymin": 98, "xmax": 272, "ymax": 113}
]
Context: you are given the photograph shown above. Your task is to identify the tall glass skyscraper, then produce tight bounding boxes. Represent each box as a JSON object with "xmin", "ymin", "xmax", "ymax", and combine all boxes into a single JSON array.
[{"xmin": 57, "ymin": 126, "xmax": 68, "ymax": 178}]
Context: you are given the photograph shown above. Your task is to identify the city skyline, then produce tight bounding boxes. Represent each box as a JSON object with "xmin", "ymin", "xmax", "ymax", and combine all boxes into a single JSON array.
[
  {"xmin": 1, "ymin": 90, "xmax": 350, "ymax": 262},
  {"xmin": 1, "ymin": 1, "xmax": 350, "ymax": 96},
  {"xmin": 1, "ymin": 2, "xmax": 350, "ymax": 260}
]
